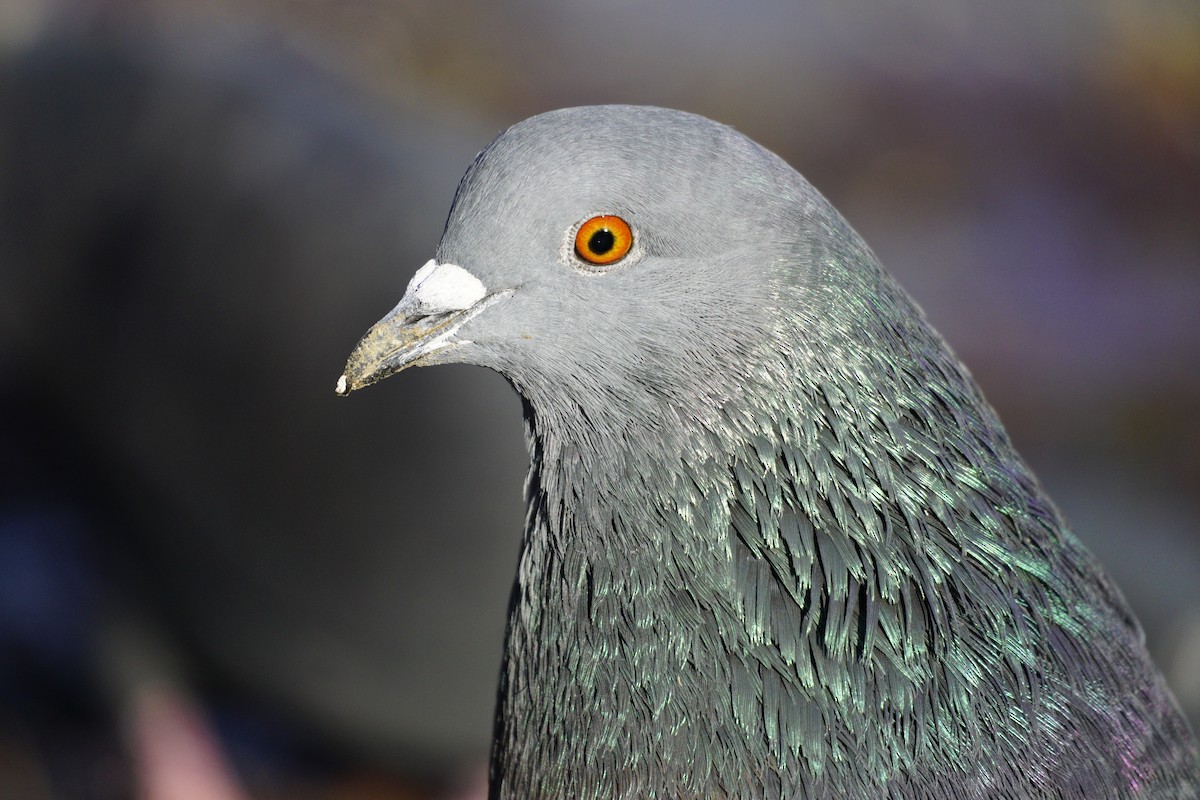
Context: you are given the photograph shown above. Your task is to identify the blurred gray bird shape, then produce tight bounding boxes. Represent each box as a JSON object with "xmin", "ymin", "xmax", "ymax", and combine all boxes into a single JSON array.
[{"xmin": 338, "ymin": 106, "xmax": 1200, "ymax": 798}]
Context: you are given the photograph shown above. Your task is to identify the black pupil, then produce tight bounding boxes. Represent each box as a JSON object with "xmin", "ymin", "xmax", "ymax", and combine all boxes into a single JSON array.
[{"xmin": 587, "ymin": 228, "xmax": 615, "ymax": 255}]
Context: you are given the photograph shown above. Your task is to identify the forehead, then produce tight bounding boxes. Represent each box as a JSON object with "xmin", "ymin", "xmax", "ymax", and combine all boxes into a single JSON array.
[{"xmin": 452, "ymin": 107, "xmax": 784, "ymax": 225}]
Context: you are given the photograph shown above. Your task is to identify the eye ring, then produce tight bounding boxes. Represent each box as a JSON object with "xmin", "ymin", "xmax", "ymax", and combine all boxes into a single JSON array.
[{"xmin": 573, "ymin": 215, "xmax": 633, "ymax": 266}]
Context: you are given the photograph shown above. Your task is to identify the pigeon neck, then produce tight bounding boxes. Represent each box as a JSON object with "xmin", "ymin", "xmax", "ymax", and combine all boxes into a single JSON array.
[{"xmin": 488, "ymin": 343, "xmax": 1153, "ymax": 797}]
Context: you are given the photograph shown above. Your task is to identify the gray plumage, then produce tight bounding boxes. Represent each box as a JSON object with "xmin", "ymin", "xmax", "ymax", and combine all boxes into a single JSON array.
[{"xmin": 339, "ymin": 106, "xmax": 1200, "ymax": 798}]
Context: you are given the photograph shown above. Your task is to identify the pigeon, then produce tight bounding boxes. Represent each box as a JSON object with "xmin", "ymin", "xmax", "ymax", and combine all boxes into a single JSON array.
[{"xmin": 337, "ymin": 106, "xmax": 1200, "ymax": 798}]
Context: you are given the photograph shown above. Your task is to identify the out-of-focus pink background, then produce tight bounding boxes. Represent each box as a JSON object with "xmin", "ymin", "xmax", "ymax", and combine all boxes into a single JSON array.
[{"xmin": 1, "ymin": 1, "xmax": 1196, "ymax": 797}]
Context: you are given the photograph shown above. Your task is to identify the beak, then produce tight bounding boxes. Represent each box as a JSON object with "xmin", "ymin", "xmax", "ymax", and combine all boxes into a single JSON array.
[{"xmin": 336, "ymin": 260, "xmax": 497, "ymax": 395}]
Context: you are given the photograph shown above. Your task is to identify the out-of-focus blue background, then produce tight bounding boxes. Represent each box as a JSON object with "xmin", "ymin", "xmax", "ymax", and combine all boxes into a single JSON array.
[{"xmin": 1, "ymin": 1, "xmax": 1197, "ymax": 797}]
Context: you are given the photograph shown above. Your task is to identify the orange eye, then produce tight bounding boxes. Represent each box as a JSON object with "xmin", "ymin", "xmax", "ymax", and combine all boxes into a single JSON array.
[{"xmin": 574, "ymin": 215, "xmax": 633, "ymax": 266}]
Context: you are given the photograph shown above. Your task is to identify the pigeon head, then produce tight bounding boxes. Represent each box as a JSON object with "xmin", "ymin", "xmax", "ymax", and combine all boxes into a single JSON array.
[{"xmin": 339, "ymin": 106, "xmax": 836, "ymax": 437}]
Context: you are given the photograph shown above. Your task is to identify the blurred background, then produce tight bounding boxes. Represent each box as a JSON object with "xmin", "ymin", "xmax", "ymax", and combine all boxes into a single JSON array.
[{"xmin": 0, "ymin": 0, "xmax": 1197, "ymax": 797}]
